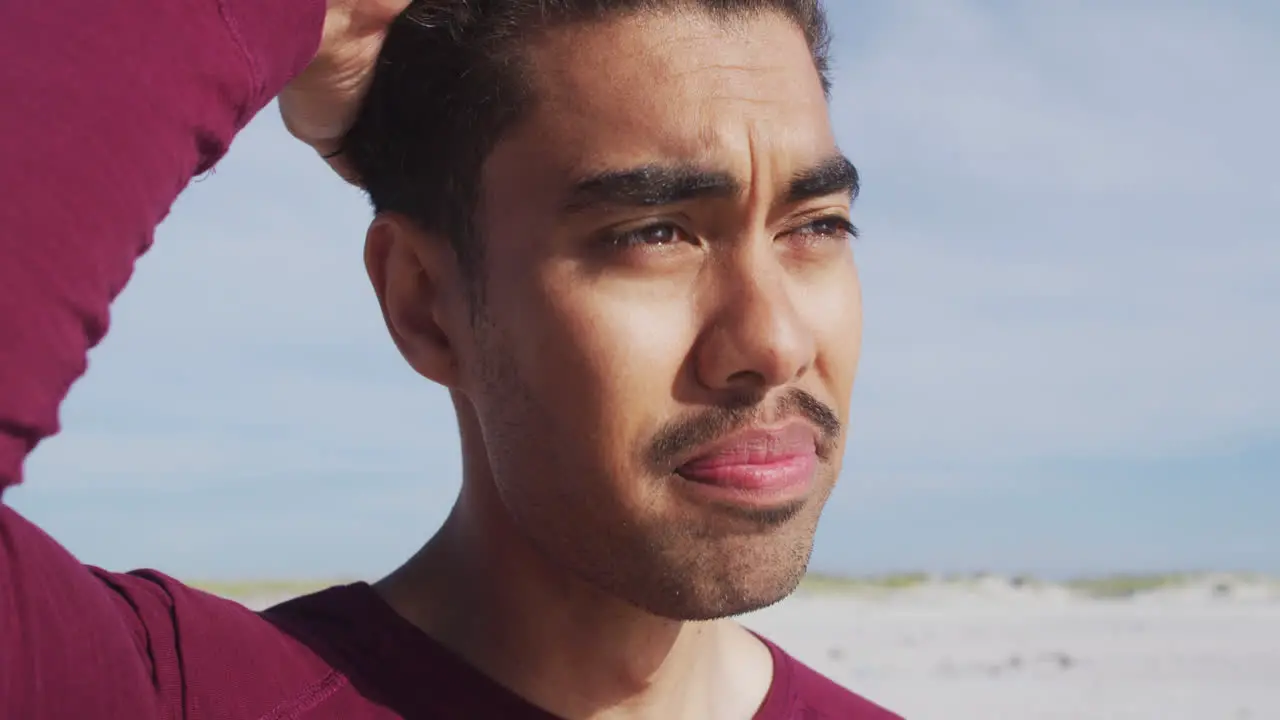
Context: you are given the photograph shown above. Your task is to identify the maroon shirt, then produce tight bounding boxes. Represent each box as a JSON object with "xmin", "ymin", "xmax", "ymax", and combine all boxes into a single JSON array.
[{"xmin": 0, "ymin": 1, "xmax": 901, "ymax": 718}]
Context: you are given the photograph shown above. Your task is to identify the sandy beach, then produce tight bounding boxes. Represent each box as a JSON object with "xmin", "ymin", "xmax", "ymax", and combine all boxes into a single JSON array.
[
  {"xmin": 745, "ymin": 576, "xmax": 1280, "ymax": 719},
  {"xmin": 226, "ymin": 575, "xmax": 1280, "ymax": 719}
]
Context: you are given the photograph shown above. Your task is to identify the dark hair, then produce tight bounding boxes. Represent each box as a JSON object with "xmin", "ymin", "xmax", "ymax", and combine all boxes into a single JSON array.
[{"xmin": 343, "ymin": 0, "xmax": 832, "ymax": 281}]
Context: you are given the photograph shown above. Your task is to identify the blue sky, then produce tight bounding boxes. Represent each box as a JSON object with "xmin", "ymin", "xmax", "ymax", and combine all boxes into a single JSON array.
[{"xmin": 9, "ymin": 0, "xmax": 1278, "ymax": 581}]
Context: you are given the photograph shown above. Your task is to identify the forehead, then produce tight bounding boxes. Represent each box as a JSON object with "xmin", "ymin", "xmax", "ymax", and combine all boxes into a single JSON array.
[{"xmin": 486, "ymin": 9, "xmax": 835, "ymax": 196}]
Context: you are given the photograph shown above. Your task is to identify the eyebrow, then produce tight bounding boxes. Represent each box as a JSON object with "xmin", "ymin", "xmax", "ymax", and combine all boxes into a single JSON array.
[
  {"xmin": 562, "ymin": 164, "xmax": 740, "ymax": 214},
  {"xmin": 785, "ymin": 154, "xmax": 860, "ymax": 205},
  {"xmin": 560, "ymin": 153, "xmax": 860, "ymax": 214}
]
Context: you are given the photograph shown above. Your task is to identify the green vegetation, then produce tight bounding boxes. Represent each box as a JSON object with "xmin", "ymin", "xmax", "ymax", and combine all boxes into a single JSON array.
[
  {"xmin": 188, "ymin": 579, "xmax": 347, "ymax": 598},
  {"xmin": 1063, "ymin": 574, "xmax": 1192, "ymax": 599},
  {"xmin": 797, "ymin": 571, "xmax": 1274, "ymax": 598},
  {"xmin": 798, "ymin": 572, "xmax": 932, "ymax": 594}
]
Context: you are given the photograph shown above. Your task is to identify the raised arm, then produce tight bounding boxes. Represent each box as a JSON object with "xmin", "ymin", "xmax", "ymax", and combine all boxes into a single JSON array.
[
  {"xmin": 0, "ymin": 0, "xmax": 406, "ymax": 716},
  {"xmin": 0, "ymin": 1, "xmax": 325, "ymax": 490}
]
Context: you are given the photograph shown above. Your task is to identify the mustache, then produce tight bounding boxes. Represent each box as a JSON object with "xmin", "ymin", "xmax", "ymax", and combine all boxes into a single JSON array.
[{"xmin": 644, "ymin": 388, "xmax": 843, "ymax": 472}]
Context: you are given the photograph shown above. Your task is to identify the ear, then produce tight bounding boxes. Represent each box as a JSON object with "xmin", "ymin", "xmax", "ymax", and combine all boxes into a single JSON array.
[{"xmin": 364, "ymin": 213, "xmax": 465, "ymax": 388}]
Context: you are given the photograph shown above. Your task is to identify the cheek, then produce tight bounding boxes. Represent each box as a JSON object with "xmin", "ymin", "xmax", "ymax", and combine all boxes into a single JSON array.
[
  {"xmin": 809, "ymin": 261, "xmax": 863, "ymax": 407},
  {"xmin": 499, "ymin": 275, "xmax": 697, "ymax": 465}
]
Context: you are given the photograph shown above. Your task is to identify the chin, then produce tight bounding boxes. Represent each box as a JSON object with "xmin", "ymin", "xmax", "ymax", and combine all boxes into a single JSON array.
[
  {"xmin": 624, "ymin": 526, "xmax": 817, "ymax": 622},
  {"xmin": 642, "ymin": 566, "xmax": 808, "ymax": 622}
]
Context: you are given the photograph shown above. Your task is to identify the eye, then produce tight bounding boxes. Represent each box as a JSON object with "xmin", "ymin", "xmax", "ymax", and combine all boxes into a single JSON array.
[
  {"xmin": 792, "ymin": 215, "xmax": 859, "ymax": 242},
  {"xmin": 603, "ymin": 222, "xmax": 691, "ymax": 249}
]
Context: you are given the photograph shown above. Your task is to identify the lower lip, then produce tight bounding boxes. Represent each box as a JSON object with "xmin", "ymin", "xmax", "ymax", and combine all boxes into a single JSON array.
[{"xmin": 675, "ymin": 453, "xmax": 818, "ymax": 506}]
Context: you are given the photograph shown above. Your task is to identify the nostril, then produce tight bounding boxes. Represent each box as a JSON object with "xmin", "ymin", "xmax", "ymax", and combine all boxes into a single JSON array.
[
  {"xmin": 722, "ymin": 369, "xmax": 773, "ymax": 398},
  {"xmin": 725, "ymin": 369, "xmax": 767, "ymax": 387}
]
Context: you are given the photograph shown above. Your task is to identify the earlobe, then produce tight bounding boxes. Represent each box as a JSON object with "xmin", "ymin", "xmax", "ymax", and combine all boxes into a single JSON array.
[{"xmin": 364, "ymin": 214, "xmax": 462, "ymax": 387}]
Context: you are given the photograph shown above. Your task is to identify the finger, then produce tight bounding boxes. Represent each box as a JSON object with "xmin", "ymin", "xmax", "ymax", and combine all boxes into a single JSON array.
[{"xmin": 323, "ymin": 151, "xmax": 362, "ymax": 187}]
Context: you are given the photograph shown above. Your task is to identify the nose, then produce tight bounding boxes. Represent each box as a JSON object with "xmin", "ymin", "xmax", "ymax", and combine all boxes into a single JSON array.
[{"xmin": 694, "ymin": 256, "xmax": 816, "ymax": 398}]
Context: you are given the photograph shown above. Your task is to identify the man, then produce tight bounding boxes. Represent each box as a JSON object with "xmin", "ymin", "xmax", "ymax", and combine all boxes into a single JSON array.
[{"xmin": 0, "ymin": 0, "xmax": 897, "ymax": 718}]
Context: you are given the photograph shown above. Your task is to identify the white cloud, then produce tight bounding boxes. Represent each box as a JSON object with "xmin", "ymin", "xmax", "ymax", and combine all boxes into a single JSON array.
[
  {"xmin": 827, "ymin": 0, "xmax": 1280, "ymax": 478},
  {"xmin": 832, "ymin": 0, "xmax": 1279, "ymax": 200}
]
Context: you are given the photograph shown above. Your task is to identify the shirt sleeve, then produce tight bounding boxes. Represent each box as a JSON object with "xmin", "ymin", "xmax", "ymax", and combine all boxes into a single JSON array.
[{"xmin": 0, "ymin": 0, "xmax": 324, "ymax": 716}]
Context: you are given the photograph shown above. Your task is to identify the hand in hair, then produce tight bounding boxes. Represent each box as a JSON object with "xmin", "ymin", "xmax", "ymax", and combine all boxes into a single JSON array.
[{"xmin": 279, "ymin": 0, "xmax": 412, "ymax": 184}]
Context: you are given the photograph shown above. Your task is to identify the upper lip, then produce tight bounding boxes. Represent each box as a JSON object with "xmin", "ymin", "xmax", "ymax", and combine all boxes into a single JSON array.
[{"xmin": 676, "ymin": 420, "xmax": 820, "ymax": 469}]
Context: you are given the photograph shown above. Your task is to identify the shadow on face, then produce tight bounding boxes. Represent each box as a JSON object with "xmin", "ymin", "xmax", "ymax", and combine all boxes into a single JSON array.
[{"xmin": 387, "ymin": 7, "xmax": 863, "ymax": 621}]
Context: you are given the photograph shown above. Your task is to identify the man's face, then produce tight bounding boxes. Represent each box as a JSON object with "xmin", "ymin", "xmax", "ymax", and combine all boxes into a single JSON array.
[{"xmin": 460, "ymin": 9, "xmax": 861, "ymax": 620}]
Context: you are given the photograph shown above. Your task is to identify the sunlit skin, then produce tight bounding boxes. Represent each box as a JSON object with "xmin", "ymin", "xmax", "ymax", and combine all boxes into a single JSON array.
[{"xmin": 365, "ymin": 9, "xmax": 862, "ymax": 720}]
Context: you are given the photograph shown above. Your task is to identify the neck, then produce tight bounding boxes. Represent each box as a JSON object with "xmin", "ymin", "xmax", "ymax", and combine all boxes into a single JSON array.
[{"xmin": 374, "ymin": 427, "xmax": 771, "ymax": 718}]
